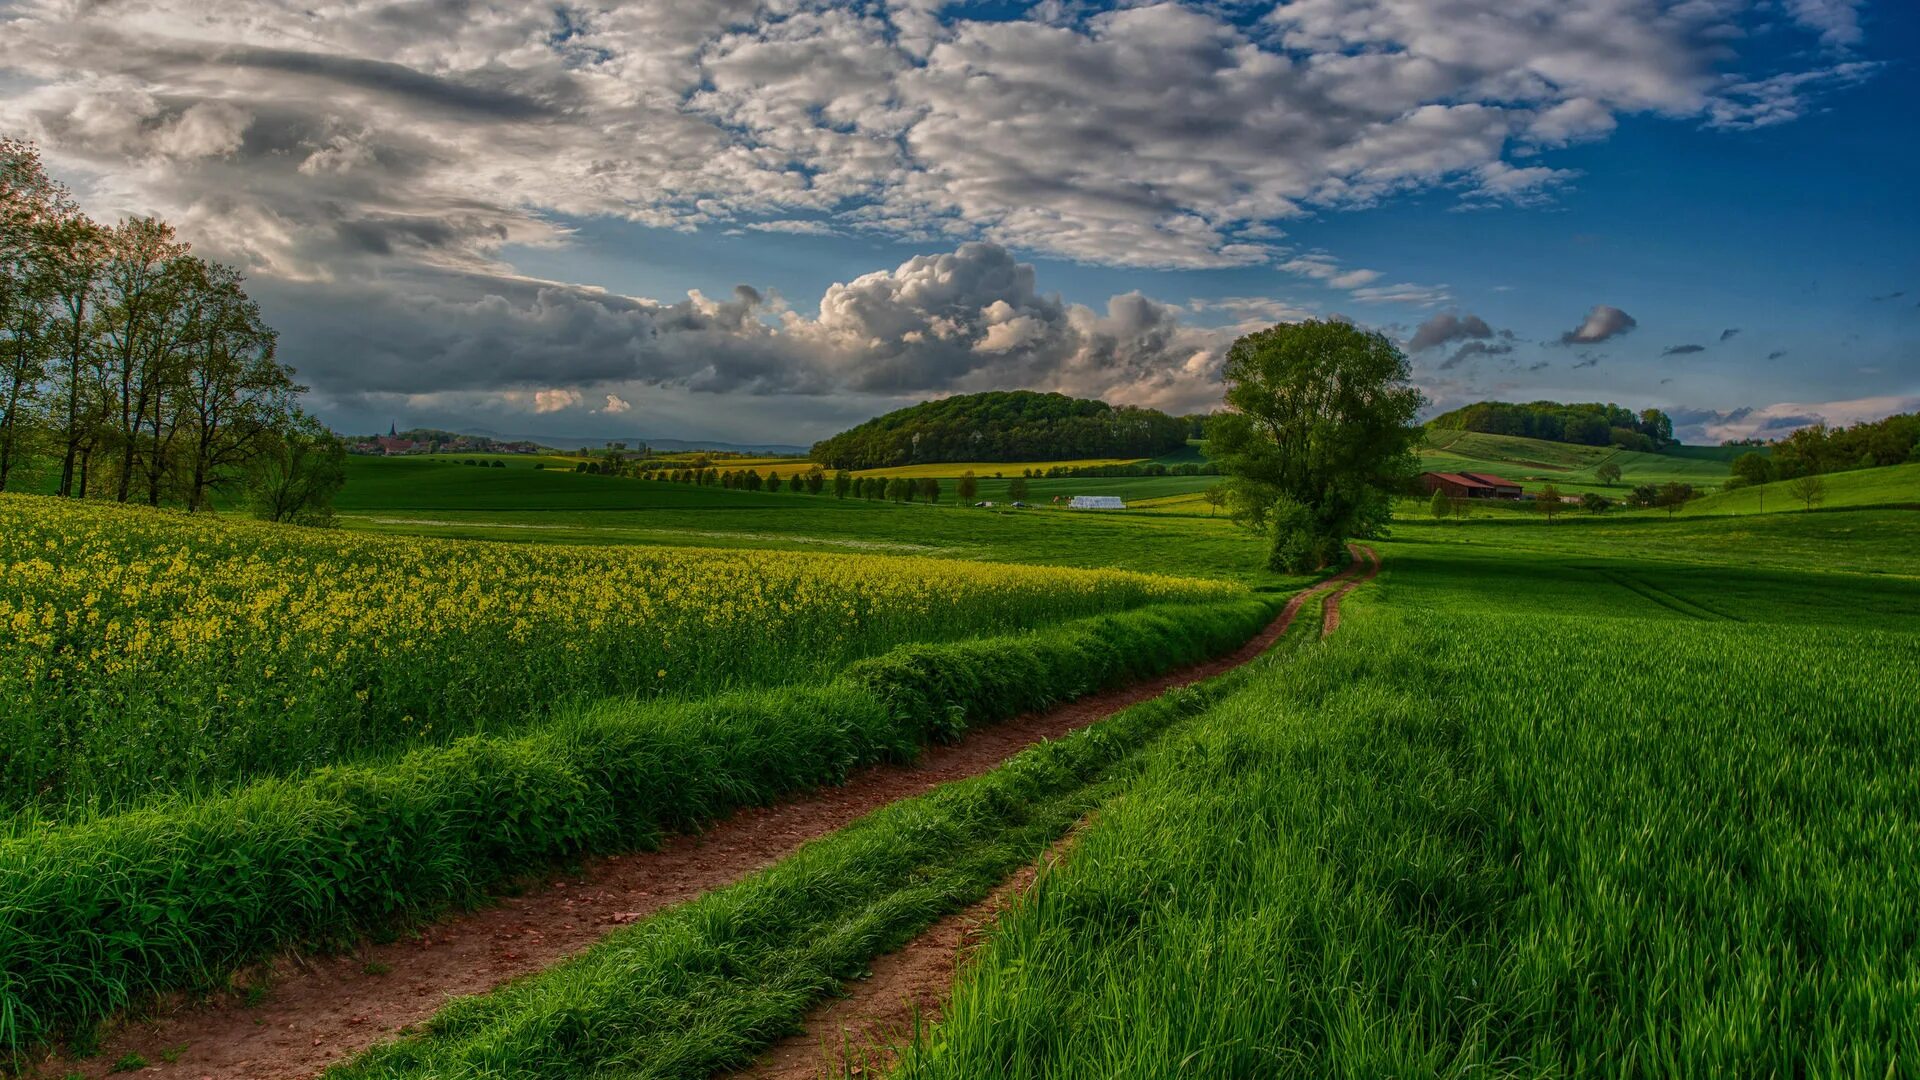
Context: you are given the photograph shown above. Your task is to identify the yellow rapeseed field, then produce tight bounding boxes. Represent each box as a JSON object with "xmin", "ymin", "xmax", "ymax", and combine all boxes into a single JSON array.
[{"xmin": 0, "ymin": 493, "xmax": 1238, "ymax": 811}]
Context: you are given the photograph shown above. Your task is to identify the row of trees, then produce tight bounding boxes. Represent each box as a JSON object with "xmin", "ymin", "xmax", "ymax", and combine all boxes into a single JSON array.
[
  {"xmin": 1, "ymin": 139, "xmax": 336, "ymax": 519},
  {"xmin": 810, "ymin": 390, "xmax": 1191, "ymax": 470},
  {"xmin": 646, "ymin": 462, "xmax": 1040, "ymax": 505},
  {"xmin": 1427, "ymin": 400, "xmax": 1675, "ymax": 450},
  {"xmin": 1729, "ymin": 413, "xmax": 1919, "ymax": 485}
]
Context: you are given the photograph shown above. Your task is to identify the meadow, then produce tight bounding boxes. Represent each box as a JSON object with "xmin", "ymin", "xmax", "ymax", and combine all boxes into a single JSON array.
[
  {"xmin": 1420, "ymin": 428, "xmax": 1735, "ymax": 494},
  {"xmin": 0, "ymin": 492, "xmax": 1238, "ymax": 815}
]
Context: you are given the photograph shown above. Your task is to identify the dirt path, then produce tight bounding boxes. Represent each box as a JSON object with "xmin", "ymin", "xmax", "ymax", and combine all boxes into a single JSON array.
[
  {"xmin": 1322, "ymin": 544, "xmax": 1380, "ymax": 637},
  {"xmin": 38, "ymin": 561, "xmax": 1365, "ymax": 1080},
  {"xmin": 730, "ymin": 544, "xmax": 1381, "ymax": 1080}
]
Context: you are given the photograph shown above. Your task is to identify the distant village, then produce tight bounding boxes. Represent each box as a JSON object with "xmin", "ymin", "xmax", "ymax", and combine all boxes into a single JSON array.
[{"xmin": 348, "ymin": 426, "xmax": 551, "ymax": 457}]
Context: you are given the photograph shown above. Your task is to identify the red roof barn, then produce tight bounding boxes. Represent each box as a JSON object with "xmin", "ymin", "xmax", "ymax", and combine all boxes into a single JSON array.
[{"xmin": 1421, "ymin": 471, "xmax": 1524, "ymax": 499}]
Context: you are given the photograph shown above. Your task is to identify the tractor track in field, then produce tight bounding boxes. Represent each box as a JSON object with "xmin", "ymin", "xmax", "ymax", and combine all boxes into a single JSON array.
[
  {"xmin": 727, "ymin": 544, "xmax": 1380, "ymax": 1080},
  {"xmin": 38, "ymin": 554, "xmax": 1373, "ymax": 1080}
]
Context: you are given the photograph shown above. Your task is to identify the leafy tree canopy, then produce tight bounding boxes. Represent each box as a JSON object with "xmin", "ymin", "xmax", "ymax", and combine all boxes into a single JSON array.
[
  {"xmin": 1206, "ymin": 320, "xmax": 1423, "ymax": 572},
  {"xmin": 1428, "ymin": 399, "xmax": 1674, "ymax": 450},
  {"xmin": 810, "ymin": 390, "xmax": 1188, "ymax": 470}
]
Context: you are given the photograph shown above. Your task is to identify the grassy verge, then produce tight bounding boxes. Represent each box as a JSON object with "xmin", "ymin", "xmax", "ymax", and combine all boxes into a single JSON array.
[
  {"xmin": 0, "ymin": 596, "xmax": 1276, "ymax": 1056},
  {"xmin": 897, "ymin": 575, "xmax": 1920, "ymax": 1076},
  {"xmin": 324, "ymin": 591, "xmax": 1326, "ymax": 1079}
]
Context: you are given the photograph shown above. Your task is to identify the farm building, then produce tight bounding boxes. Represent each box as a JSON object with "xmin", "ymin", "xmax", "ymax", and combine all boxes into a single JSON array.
[
  {"xmin": 1421, "ymin": 471, "xmax": 1524, "ymax": 499},
  {"xmin": 1068, "ymin": 495, "xmax": 1127, "ymax": 510}
]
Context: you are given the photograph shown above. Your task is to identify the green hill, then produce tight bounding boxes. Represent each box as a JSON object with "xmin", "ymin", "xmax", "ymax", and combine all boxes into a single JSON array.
[
  {"xmin": 1420, "ymin": 429, "xmax": 1730, "ymax": 495},
  {"xmin": 1675, "ymin": 462, "xmax": 1920, "ymax": 516},
  {"xmin": 810, "ymin": 390, "xmax": 1189, "ymax": 470}
]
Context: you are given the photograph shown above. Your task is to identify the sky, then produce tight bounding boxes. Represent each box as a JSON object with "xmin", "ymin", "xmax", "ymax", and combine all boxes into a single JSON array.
[{"xmin": 2, "ymin": 0, "xmax": 1915, "ymax": 446}]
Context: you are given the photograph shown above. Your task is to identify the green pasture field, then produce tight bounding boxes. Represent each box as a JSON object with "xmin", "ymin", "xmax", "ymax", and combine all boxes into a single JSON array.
[
  {"xmin": 897, "ymin": 509, "xmax": 1920, "ymax": 1078},
  {"xmin": 1420, "ymin": 429, "xmax": 1734, "ymax": 495},
  {"xmin": 1675, "ymin": 461, "xmax": 1920, "ymax": 515}
]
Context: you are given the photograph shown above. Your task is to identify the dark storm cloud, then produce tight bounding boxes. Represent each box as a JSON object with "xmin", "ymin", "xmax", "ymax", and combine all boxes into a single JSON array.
[
  {"xmin": 1558, "ymin": 305, "xmax": 1637, "ymax": 345},
  {"xmin": 1662, "ymin": 343, "xmax": 1706, "ymax": 355}
]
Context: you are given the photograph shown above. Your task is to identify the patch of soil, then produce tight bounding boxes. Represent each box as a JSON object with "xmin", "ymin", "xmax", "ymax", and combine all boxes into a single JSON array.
[{"xmin": 35, "ymin": 561, "xmax": 1363, "ymax": 1080}]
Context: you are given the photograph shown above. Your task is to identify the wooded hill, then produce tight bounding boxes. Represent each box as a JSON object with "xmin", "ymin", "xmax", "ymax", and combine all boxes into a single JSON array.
[
  {"xmin": 1427, "ymin": 400, "xmax": 1675, "ymax": 451},
  {"xmin": 809, "ymin": 391, "xmax": 1190, "ymax": 470}
]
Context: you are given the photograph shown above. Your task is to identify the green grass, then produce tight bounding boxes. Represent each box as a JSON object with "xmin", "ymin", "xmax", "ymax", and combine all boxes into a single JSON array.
[
  {"xmin": 321, "ymin": 589, "xmax": 1323, "ymax": 1080},
  {"xmin": 0, "ymin": 597, "xmax": 1278, "ymax": 1054},
  {"xmin": 899, "ymin": 530, "xmax": 1920, "ymax": 1078},
  {"xmin": 1675, "ymin": 461, "xmax": 1920, "ymax": 516},
  {"xmin": 1420, "ymin": 429, "xmax": 1734, "ymax": 495}
]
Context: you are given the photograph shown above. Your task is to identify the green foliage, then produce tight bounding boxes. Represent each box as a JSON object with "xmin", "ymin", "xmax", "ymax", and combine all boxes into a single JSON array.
[
  {"xmin": 1595, "ymin": 461, "xmax": 1622, "ymax": 486},
  {"xmin": 248, "ymin": 411, "xmax": 346, "ymax": 525},
  {"xmin": 1207, "ymin": 320, "xmax": 1422, "ymax": 567},
  {"xmin": 1731, "ymin": 450, "xmax": 1775, "ymax": 486},
  {"xmin": 0, "ymin": 597, "xmax": 1276, "ymax": 1053},
  {"xmin": 1427, "ymin": 487, "xmax": 1451, "ymax": 520},
  {"xmin": 1580, "ymin": 491, "xmax": 1609, "ymax": 513},
  {"xmin": 809, "ymin": 391, "xmax": 1188, "ymax": 470},
  {"xmin": 1769, "ymin": 412, "xmax": 1919, "ymax": 477},
  {"xmin": 1428, "ymin": 399, "xmax": 1674, "ymax": 448}
]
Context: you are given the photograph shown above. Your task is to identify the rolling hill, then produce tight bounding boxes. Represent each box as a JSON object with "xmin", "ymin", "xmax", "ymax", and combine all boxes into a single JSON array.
[
  {"xmin": 1675, "ymin": 462, "xmax": 1920, "ymax": 516},
  {"xmin": 1420, "ymin": 429, "xmax": 1732, "ymax": 494}
]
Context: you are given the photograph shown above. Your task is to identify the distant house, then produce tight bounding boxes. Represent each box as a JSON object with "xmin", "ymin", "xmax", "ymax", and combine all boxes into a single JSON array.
[
  {"xmin": 1069, "ymin": 495, "xmax": 1127, "ymax": 510},
  {"xmin": 1420, "ymin": 471, "xmax": 1523, "ymax": 499}
]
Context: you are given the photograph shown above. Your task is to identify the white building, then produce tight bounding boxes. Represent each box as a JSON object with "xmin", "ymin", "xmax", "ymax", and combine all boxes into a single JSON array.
[{"xmin": 1068, "ymin": 495, "xmax": 1126, "ymax": 510}]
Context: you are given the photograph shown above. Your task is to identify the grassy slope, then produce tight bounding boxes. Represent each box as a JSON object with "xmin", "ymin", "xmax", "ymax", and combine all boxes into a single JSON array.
[
  {"xmin": 1420, "ymin": 429, "xmax": 1732, "ymax": 495},
  {"xmin": 901, "ymin": 510, "xmax": 1920, "ymax": 1078},
  {"xmin": 1675, "ymin": 461, "xmax": 1920, "ymax": 516}
]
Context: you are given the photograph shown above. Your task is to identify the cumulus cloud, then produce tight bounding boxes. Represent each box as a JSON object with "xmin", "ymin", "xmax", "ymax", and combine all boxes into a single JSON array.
[
  {"xmin": 1409, "ymin": 311, "xmax": 1493, "ymax": 353},
  {"xmin": 0, "ymin": 0, "xmax": 1876, "ymax": 278},
  {"xmin": 1558, "ymin": 305, "xmax": 1638, "ymax": 345},
  {"xmin": 601, "ymin": 394, "xmax": 633, "ymax": 414},
  {"xmin": 272, "ymin": 242, "xmax": 1238, "ymax": 420},
  {"xmin": 533, "ymin": 389, "xmax": 582, "ymax": 413},
  {"xmin": 1662, "ymin": 343, "xmax": 1706, "ymax": 355}
]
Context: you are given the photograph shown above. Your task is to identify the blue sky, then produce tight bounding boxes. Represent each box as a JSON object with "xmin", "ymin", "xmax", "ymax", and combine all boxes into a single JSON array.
[{"xmin": 3, "ymin": 0, "xmax": 1914, "ymax": 444}]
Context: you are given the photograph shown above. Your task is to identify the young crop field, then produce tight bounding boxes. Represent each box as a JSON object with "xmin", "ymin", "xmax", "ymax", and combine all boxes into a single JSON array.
[
  {"xmin": 0, "ymin": 493, "xmax": 1239, "ymax": 815},
  {"xmin": 893, "ymin": 516, "xmax": 1920, "ymax": 1078},
  {"xmin": 1420, "ymin": 429, "xmax": 1734, "ymax": 495}
]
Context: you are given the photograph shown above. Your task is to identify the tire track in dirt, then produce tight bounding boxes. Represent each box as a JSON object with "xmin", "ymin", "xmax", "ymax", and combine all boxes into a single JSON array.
[
  {"xmin": 1321, "ymin": 544, "xmax": 1380, "ymax": 637},
  {"xmin": 37, "ymin": 561, "xmax": 1368, "ymax": 1080},
  {"xmin": 728, "ymin": 544, "xmax": 1382, "ymax": 1080}
]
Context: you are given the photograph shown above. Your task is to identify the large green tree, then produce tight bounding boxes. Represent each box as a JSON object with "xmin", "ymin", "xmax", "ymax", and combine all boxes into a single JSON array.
[{"xmin": 1206, "ymin": 320, "xmax": 1423, "ymax": 572}]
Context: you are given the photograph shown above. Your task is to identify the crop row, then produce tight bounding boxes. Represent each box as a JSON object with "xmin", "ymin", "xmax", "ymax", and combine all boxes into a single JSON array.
[
  {"xmin": 0, "ymin": 595, "xmax": 1277, "ymax": 1054},
  {"xmin": 0, "ymin": 493, "xmax": 1239, "ymax": 814},
  {"xmin": 898, "ymin": 594, "xmax": 1920, "ymax": 1076}
]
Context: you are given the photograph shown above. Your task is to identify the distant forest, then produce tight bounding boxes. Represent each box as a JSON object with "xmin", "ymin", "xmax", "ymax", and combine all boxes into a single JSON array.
[
  {"xmin": 1766, "ymin": 411, "xmax": 1920, "ymax": 477},
  {"xmin": 1428, "ymin": 400, "xmax": 1676, "ymax": 451},
  {"xmin": 810, "ymin": 391, "xmax": 1194, "ymax": 470}
]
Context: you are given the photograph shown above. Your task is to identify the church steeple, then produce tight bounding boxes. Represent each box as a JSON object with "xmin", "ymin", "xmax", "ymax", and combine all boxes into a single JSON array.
[{"xmin": 389, "ymin": 421, "xmax": 397, "ymax": 437}]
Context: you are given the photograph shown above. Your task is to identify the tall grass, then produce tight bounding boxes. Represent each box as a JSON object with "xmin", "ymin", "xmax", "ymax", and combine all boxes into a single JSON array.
[
  {"xmin": 0, "ymin": 597, "xmax": 1276, "ymax": 1055},
  {"xmin": 0, "ymin": 493, "xmax": 1238, "ymax": 814},
  {"xmin": 898, "ymin": 589, "xmax": 1920, "ymax": 1077}
]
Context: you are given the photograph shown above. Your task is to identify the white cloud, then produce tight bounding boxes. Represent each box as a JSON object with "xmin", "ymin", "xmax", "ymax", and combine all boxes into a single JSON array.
[
  {"xmin": 601, "ymin": 393, "xmax": 633, "ymax": 414},
  {"xmin": 533, "ymin": 389, "xmax": 582, "ymax": 413},
  {"xmin": 1672, "ymin": 395, "xmax": 1920, "ymax": 444}
]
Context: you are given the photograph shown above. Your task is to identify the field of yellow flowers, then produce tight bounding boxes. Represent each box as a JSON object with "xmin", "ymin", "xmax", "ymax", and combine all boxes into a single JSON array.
[{"xmin": 0, "ymin": 494, "xmax": 1239, "ymax": 814}]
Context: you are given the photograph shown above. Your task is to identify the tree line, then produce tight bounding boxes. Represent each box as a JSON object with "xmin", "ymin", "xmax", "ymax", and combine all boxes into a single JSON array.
[
  {"xmin": 1728, "ymin": 411, "xmax": 1919, "ymax": 488},
  {"xmin": 1427, "ymin": 400, "xmax": 1675, "ymax": 451},
  {"xmin": 809, "ymin": 390, "xmax": 1190, "ymax": 470},
  {"xmin": 1, "ymin": 140, "xmax": 339, "ymax": 520}
]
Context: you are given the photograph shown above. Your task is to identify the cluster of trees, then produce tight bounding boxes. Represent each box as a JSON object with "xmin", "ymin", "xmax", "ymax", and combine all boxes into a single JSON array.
[
  {"xmin": 1207, "ymin": 321, "xmax": 1423, "ymax": 572},
  {"xmin": 1727, "ymin": 413, "xmax": 1919, "ymax": 488},
  {"xmin": 1428, "ymin": 400, "xmax": 1675, "ymax": 451},
  {"xmin": 1, "ymin": 140, "xmax": 337, "ymax": 520},
  {"xmin": 810, "ymin": 391, "xmax": 1190, "ymax": 470}
]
